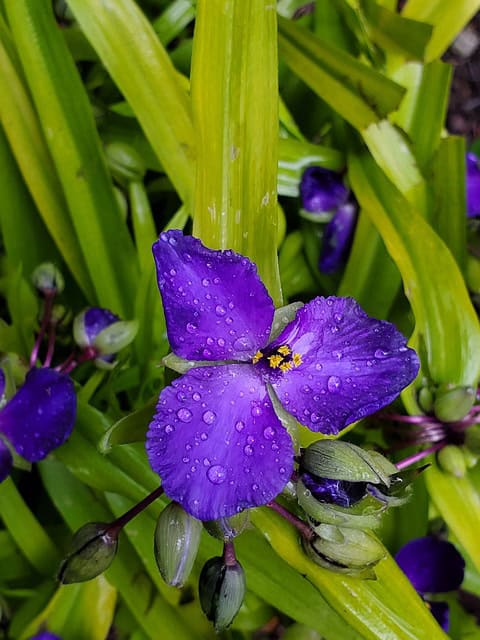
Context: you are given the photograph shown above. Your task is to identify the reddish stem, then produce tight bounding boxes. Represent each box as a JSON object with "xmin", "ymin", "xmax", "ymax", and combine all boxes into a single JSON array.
[
  {"xmin": 29, "ymin": 293, "xmax": 55, "ymax": 367},
  {"xmin": 395, "ymin": 442, "xmax": 445, "ymax": 471},
  {"xmin": 267, "ymin": 500, "xmax": 314, "ymax": 541},
  {"xmin": 107, "ymin": 485, "xmax": 164, "ymax": 537}
]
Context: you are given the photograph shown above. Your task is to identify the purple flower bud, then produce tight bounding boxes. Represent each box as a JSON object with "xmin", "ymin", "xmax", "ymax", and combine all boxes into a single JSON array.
[
  {"xmin": 302, "ymin": 473, "xmax": 367, "ymax": 508},
  {"xmin": 467, "ymin": 152, "xmax": 480, "ymax": 218},
  {"xmin": 29, "ymin": 632, "xmax": 62, "ymax": 640},
  {"xmin": 0, "ymin": 368, "xmax": 76, "ymax": 462},
  {"xmin": 319, "ymin": 201, "xmax": 358, "ymax": 274},
  {"xmin": 300, "ymin": 167, "xmax": 349, "ymax": 213},
  {"xmin": 73, "ymin": 307, "xmax": 119, "ymax": 350}
]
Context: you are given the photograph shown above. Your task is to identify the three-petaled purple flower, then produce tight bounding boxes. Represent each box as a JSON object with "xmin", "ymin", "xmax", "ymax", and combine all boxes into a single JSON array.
[
  {"xmin": 300, "ymin": 167, "xmax": 358, "ymax": 273},
  {"xmin": 146, "ymin": 231, "xmax": 419, "ymax": 521},
  {"xmin": 0, "ymin": 367, "xmax": 76, "ymax": 480},
  {"xmin": 396, "ymin": 536, "xmax": 465, "ymax": 631}
]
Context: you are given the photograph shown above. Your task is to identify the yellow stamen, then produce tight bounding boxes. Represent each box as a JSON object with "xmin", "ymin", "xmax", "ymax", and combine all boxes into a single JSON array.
[
  {"xmin": 252, "ymin": 350, "xmax": 263, "ymax": 364},
  {"xmin": 280, "ymin": 361, "xmax": 293, "ymax": 372},
  {"xmin": 292, "ymin": 353, "xmax": 303, "ymax": 367},
  {"xmin": 278, "ymin": 345, "xmax": 291, "ymax": 356},
  {"xmin": 268, "ymin": 354, "xmax": 284, "ymax": 369}
]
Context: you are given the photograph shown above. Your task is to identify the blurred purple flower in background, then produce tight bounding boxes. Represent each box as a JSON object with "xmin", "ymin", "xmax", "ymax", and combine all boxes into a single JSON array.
[
  {"xmin": 146, "ymin": 231, "xmax": 418, "ymax": 521},
  {"xmin": 395, "ymin": 536, "xmax": 465, "ymax": 631},
  {"xmin": 467, "ymin": 152, "xmax": 480, "ymax": 218}
]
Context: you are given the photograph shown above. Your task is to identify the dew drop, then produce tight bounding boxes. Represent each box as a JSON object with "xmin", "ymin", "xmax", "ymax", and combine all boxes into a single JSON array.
[
  {"xmin": 263, "ymin": 426, "xmax": 276, "ymax": 440},
  {"xmin": 233, "ymin": 336, "xmax": 252, "ymax": 351},
  {"xmin": 213, "ymin": 277, "xmax": 221, "ymax": 284},
  {"xmin": 182, "ymin": 456, "xmax": 190, "ymax": 464},
  {"xmin": 186, "ymin": 322, "xmax": 197, "ymax": 334},
  {"xmin": 202, "ymin": 348, "xmax": 213, "ymax": 358},
  {"xmin": 202, "ymin": 410, "xmax": 216, "ymax": 424},
  {"xmin": 244, "ymin": 444, "xmax": 254, "ymax": 456},
  {"xmin": 177, "ymin": 408, "xmax": 193, "ymax": 422},
  {"xmin": 315, "ymin": 363, "xmax": 323, "ymax": 371},
  {"xmin": 310, "ymin": 412, "xmax": 321, "ymax": 423},
  {"xmin": 301, "ymin": 385, "xmax": 311, "ymax": 394},
  {"xmin": 374, "ymin": 349, "xmax": 389, "ymax": 359},
  {"xmin": 203, "ymin": 457, "xmax": 210, "ymax": 466},
  {"xmin": 327, "ymin": 375, "xmax": 342, "ymax": 393},
  {"xmin": 200, "ymin": 432, "xmax": 208, "ymax": 441},
  {"xmin": 215, "ymin": 305, "xmax": 226, "ymax": 317},
  {"xmin": 164, "ymin": 424, "xmax": 174, "ymax": 434},
  {"xmin": 217, "ymin": 338, "xmax": 226, "ymax": 347},
  {"xmin": 192, "ymin": 392, "xmax": 201, "ymax": 401},
  {"xmin": 251, "ymin": 404, "xmax": 263, "ymax": 417},
  {"xmin": 252, "ymin": 483, "xmax": 259, "ymax": 491},
  {"xmin": 207, "ymin": 464, "xmax": 227, "ymax": 484},
  {"xmin": 246, "ymin": 435, "xmax": 255, "ymax": 445},
  {"xmin": 169, "ymin": 268, "xmax": 177, "ymax": 276},
  {"xmin": 225, "ymin": 316, "xmax": 234, "ymax": 325},
  {"xmin": 235, "ymin": 421, "xmax": 245, "ymax": 432},
  {"xmin": 202, "ymin": 278, "xmax": 210, "ymax": 286},
  {"xmin": 332, "ymin": 350, "xmax": 343, "ymax": 360}
]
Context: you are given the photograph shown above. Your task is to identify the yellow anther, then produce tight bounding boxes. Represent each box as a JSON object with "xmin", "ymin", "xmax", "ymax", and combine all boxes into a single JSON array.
[
  {"xmin": 280, "ymin": 361, "xmax": 293, "ymax": 372},
  {"xmin": 292, "ymin": 353, "xmax": 303, "ymax": 367},
  {"xmin": 252, "ymin": 350, "xmax": 263, "ymax": 364},
  {"xmin": 268, "ymin": 354, "xmax": 284, "ymax": 369},
  {"xmin": 278, "ymin": 345, "xmax": 291, "ymax": 356}
]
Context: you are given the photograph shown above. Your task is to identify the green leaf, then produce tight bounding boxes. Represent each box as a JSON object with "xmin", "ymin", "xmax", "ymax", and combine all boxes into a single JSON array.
[
  {"xmin": 402, "ymin": 0, "xmax": 480, "ymax": 61},
  {"xmin": 278, "ymin": 15, "xmax": 406, "ymax": 129},
  {"xmin": 99, "ymin": 397, "xmax": 157, "ymax": 453},
  {"xmin": 5, "ymin": 0, "xmax": 139, "ymax": 315},
  {"xmin": 348, "ymin": 150, "xmax": 480, "ymax": 387},
  {"xmin": 152, "ymin": 0, "xmax": 195, "ymax": 47},
  {"xmin": 68, "ymin": 0, "xmax": 195, "ymax": 208},
  {"xmin": 250, "ymin": 509, "xmax": 448, "ymax": 640},
  {"xmin": 0, "ymin": 16, "xmax": 94, "ymax": 299},
  {"xmin": 426, "ymin": 460, "xmax": 480, "ymax": 574},
  {"xmin": 191, "ymin": 0, "xmax": 282, "ymax": 305}
]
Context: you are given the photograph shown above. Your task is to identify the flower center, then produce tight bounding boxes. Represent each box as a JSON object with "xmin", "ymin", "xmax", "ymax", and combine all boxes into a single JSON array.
[{"xmin": 252, "ymin": 344, "xmax": 303, "ymax": 372}]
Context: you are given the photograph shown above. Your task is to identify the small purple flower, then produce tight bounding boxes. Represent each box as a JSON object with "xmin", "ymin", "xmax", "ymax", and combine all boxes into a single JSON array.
[
  {"xmin": 300, "ymin": 167, "xmax": 349, "ymax": 213},
  {"xmin": 467, "ymin": 152, "xmax": 480, "ymax": 218},
  {"xmin": 396, "ymin": 536, "xmax": 465, "ymax": 631},
  {"xmin": 146, "ymin": 231, "xmax": 419, "ymax": 520},
  {"xmin": 302, "ymin": 473, "xmax": 367, "ymax": 508},
  {"xmin": 29, "ymin": 632, "xmax": 62, "ymax": 640},
  {"xmin": 0, "ymin": 368, "xmax": 76, "ymax": 465},
  {"xmin": 319, "ymin": 201, "xmax": 358, "ymax": 274}
]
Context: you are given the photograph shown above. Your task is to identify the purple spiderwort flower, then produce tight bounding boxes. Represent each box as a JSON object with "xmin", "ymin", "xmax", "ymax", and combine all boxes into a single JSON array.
[
  {"xmin": 302, "ymin": 473, "xmax": 367, "ymax": 508},
  {"xmin": 29, "ymin": 632, "xmax": 62, "ymax": 640},
  {"xmin": 300, "ymin": 167, "xmax": 349, "ymax": 213},
  {"xmin": 467, "ymin": 152, "xmax": 480, "ymax": 218},
  {"xmin": 395, "ymin": 536, "xmax": 465, "ymax": 631},
  {"xmin": 0, "ymin": 368, "xmax": 76, "ymax": 477},
  {"xmin": 146, "ymin": 230, "xmax": 419, "ymax": 521},
  {"xmin": 319, "ymin": 201, "xmax": 358, "ymax": 274}
]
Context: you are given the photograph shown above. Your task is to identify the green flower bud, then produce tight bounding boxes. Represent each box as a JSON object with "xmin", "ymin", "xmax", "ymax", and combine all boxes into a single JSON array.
[
  {"xmin": 283, "ymin": 623, "xmax": 322, "ymax": 640},
  {"xmin": 31, "ymin": 263, "xmax": 64, "ymax": 295},
  {"xmin": 199, "ymin": 556, "xmax": 246, "ymax": 631},
  {"xmin": 417, "ymin": 386, "xmax": 434, "ymax": 413},
  {"xmin": 466, "ymin": 255, "xmax": 480, "ymax": 293},
  {"xmin": 154, "ymin": 502, "xmax": 202, "ymax": 587},
  {"xmin": 105, "ymin": 142, "xmax": 146, "ymax": 183},
  {"xmin": 303, "ymin": 524, "xmax": 385, "ymax": 575},
  {"xmin": 297, "ymin": 480, "xmax": 385, "ymax": 530},
  {"xmin": 434, "ymin": 385, "xmax": 475, "ymax": 422},
  {"xmin": 463, "ymin": 447, "xmax": 478, "ymax": 470},
  {"xmin": 94, "ymin": 320, "xmax": 139, "ymax": 355},
  {"xmin": 203, "ymin": 512, "xmax": 250, "ymax": 541},
  {"xmin": 465, "ymin": 425, "xmax": 480, "ymax": 455},
  {"xmin": 58, "ymin": 523, "xmax": 118, "ymax": 584},
  {"xmin": 301, "ymin": 440, "xmax": 396, "ymax": 486},
  {"xmin": 436, "ymin": 445, "xmax": 467, "ymax": 478}
]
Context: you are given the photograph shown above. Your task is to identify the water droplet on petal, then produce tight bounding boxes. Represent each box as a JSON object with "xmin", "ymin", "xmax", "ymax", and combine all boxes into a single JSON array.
[
  {"xmin": 215, "ymin": 305, "xmax": 226, "ymax": 317},
  {"xmin": 200, "ymin": 432, "xmax": 208, "ymax": 441},
  {"xmin": 202, "ymin": 410, "xmax": 216, "ymax": 424},
  {"xmin": 374, "ymin": 349, "xmax": 389, "ymax": 358},
  {"xmin": 327, "ymin": 376, "xmax": 342, "ymax": 393},
  {"xmin": 244, "ymin": 444, "xmax": 254, "ymax": 456},
  {"xmin": 252, "ymin": 483, "xmax": 259, "ymax": 491},
  {"xmin": 332, "ymin": 350, "xmax": 343, "ymax": 359},
  {"xmin": 177, "ymin": 408, "xmax": 193, "ymax": 422},
  {"xmin": 246, "ymin": 435, "xmax": 255, "ymax": 444},
  {"xmin": 315, "ymin": 363, "xmax": 323, "ymax": 371},
  {"xmin": 169, "ymin": 268, "xmax": 176, "ymax": 276},
  {"xmin": 334, "ymin": 313, "xmax": 343, "ymax": 323},
  {"xmin": 233, "ymin": 336, "xmax": 252, "ymax": 351},
  {"xmin": 182, "ymin": 456, "xmax": 190, "ymax": 463},
  {"xmin": 207, "ymin": 464, "xmax": 227, "ymax": 484},
  {"xmin": 186, "ymin": 322, "xmax": 197, "ymax": 334},
  {"xmin": 263, "ymin": 426, "xmax": 276, "ymax": 440},
  {"xmin": 217, "ymin": 338, "xmax": 226, "ymax": 347},
  {"xmin": 225, "ymin": 316, "xmax": 234, "ymax": 325},
  {"xmin": 192, "ymin": 392, "xmax": 201, "ymax": 401},
  {"xmin": 202, "ymin": 278, "xmax": 210, "ymax": 286},
  {"xmin": 235, "ymin": 421, "xmax": 245, "ymax": 432},
  {"xmin": 164, "ymin": 424, "xmax": 174, "ymax": 434},
  {"xmin": 251, "ymin": 404, "xmax": 263, "ymax": 417},
  {"xmin": 203, "ymin": 457, "xmax": 210, "ymax": 466},
  {"xmin": 311, "ymin": 412, "xmax": 321, "ymax": 423}
]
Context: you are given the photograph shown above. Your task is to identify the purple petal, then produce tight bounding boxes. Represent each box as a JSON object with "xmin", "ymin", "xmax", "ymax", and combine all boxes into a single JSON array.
[
  {"xmin": 0, "ymin": 439, "xmax": 12, "ymax": 483},
  {"xmin": 29, "ymin": 633, "xmax": 62, "ymax": 640},
  {"xmin": 84, "ymin": 307, "xmax": 119, "ymax": 344},
  {"xmin": 0, "ymin": 368, "xmax": 77, "ymax": 462},
  {"xmin": 268, "ymin": 297, "xmax": 419, "ymax": 434},
  {"xmin": 395, "ymin": 536, "xmax": 465, "ymax": 594},
  {"xmin": 319, "ymin": 201, "xmax": 357, "ymax": 274},
  {"xmin": 300, "ymin": 167, "xmax": 349, "ymax": 213},
  {"xmin": 152, "ymin": 231, "xmax": 274, "ymax": 362},
  {"xmin": 302, "ymin": 472, "xmax": 366, "ymax": 507},
  {"xmin": 467, "ymin": 152, "xmax": 480, "ymax": 218},
  {"xmin": 0, "ymin": 369, "xmax": 5, "ymax": 398},
  {"xmin": 428, "ymin": 601, "xmax": 450, "ymax": 632},
  {"xmin": 146, "ymin": 364, "xmax": 294, "ymax": 520}
]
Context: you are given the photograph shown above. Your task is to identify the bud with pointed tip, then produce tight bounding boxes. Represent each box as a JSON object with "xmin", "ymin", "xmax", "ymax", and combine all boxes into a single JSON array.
[
  {"xmin": 203, "ymin": 511, "xmax": 250, "ymax": 541},
  {"xmin": 434, "ymin": 385, "xmax": 475, "ymax": 422},
  {"xmin": 199, "ymin": 555, "xmax": 246, "ymax": 631},
  {"xmin": 154, "ymin": 502, "xmax": 202, "ymax": 587},
  {"xmin": 32, "ymin": 263, "xmax": 64, "ymax": 296},
  {"xmin": 58, "ymin": 522, "xmax": 118, "ymax": 584}
]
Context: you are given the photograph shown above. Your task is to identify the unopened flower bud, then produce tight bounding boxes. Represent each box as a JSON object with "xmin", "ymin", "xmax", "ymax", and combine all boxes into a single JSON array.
[
  {"xmin": 434, "ymin": 385, "xmax": 475, "ymax": 422},
  {"xmin": 154, "ymin": 502, "xmax": 202, "ymax": 587},
  {"xmin": 203, "ymin": 511, "xmax": 250, "ymax": 541},
  {"xmin": 463, "ymin": 446, "xmax": 479, "ymax": 469},
  {"xmin": 301, "ymin": 440, "xmax": 396, "ymax": 486},
  {"xmin": 283, "ymin": 623, "xmax": 322, "ymax": 640},
  {"xmin": 417, "ymin": 386, "xmax": 434, "ymax": 413},
  {"xmin": 58, "ymin": 522, "xmax": 118, "ymax": 584},
  {"xmin": 32, "ymin": 263, "xmax": 64, "ymax": 296},
  {"xmin": 73, "ymin": 308, "xmax": 119, "ymax": 350},
  {"xmin": 465, "ymin": 425, "xmax": 480, "ymax": 455},
  {"xmin": 93, "ymin": 320, "xmax": 139, "ymax": 355},
  {"xmin": 105, "ymin": 142, "xmax": 146, "ymax": 183},
  {"xmin": 303, "ymin": 524, "xmax": 385, "ymax": 575},
  {"xmin": 199, "ymin": 556, "xmax": 246, "ymax": 631},
  {"xmin": 437, "ymin": 445, "xmax": 467, "ymax": 478}
]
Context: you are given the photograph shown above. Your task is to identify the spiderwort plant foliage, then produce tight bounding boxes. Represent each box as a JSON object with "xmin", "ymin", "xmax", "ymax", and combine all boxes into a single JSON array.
[
  {"xmin": 395, "ymin": 536, "xmax": 466, "ymax": 631},
  {"xmin": 146, "ymin": 230, "xmax": 419, "ymax": 521}
]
